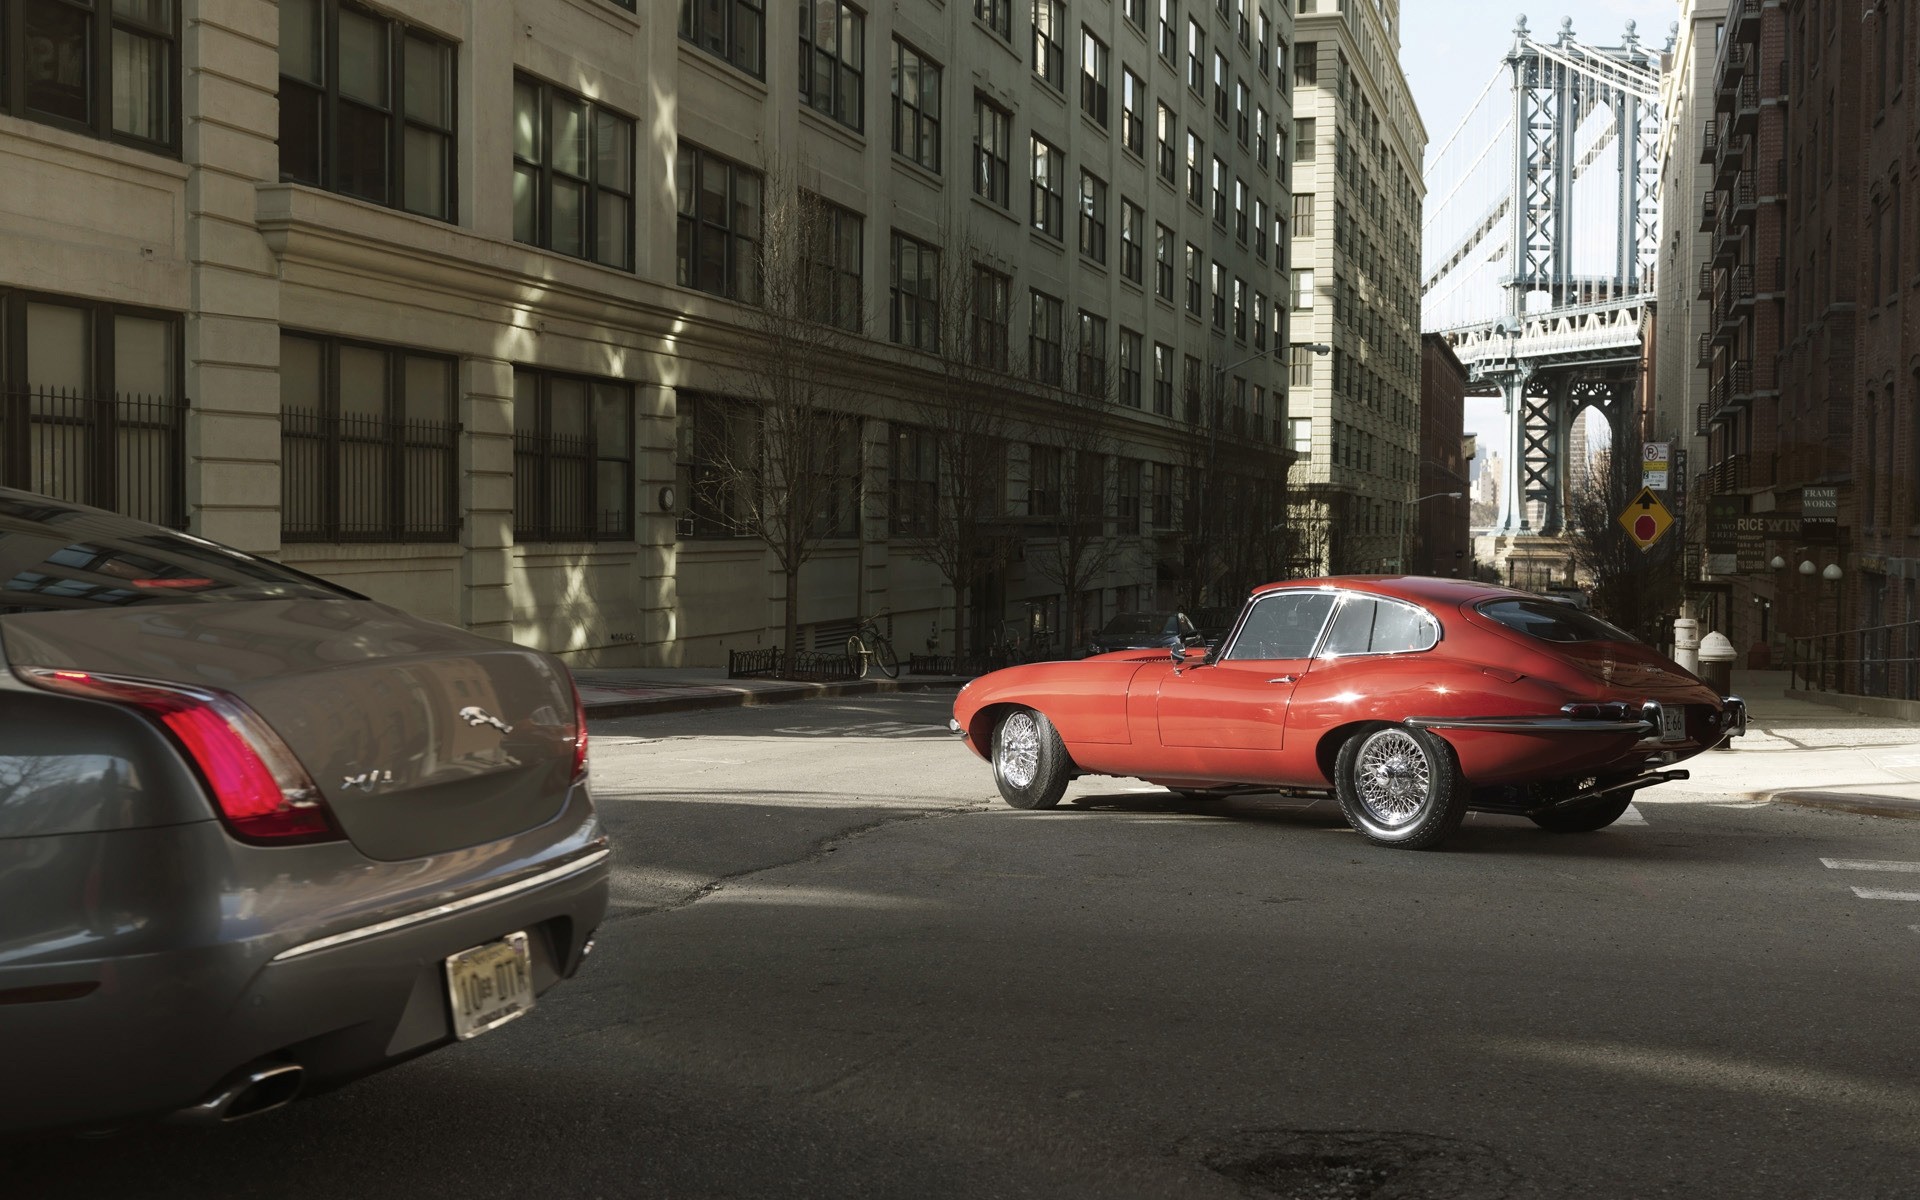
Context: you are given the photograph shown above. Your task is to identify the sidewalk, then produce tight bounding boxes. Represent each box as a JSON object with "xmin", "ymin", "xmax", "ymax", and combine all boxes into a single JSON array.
[
  {"xmin": 573, "ymin": 665, "xmax": 968, "ymax": 719},
  {"xmin": 1664, "ymin": 669, "xmax": 1920, "ymax": 818}
]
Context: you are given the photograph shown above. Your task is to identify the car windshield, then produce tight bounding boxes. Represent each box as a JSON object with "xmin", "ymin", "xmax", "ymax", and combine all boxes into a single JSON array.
[
  {"xmin": 1101, "ymin": 612, "xmax": 1172, "ymax": 636},
  {"xmin": 0, "ymin": 491, "xmax": 353, "ymax": 615},
  {"xmin": 1477, "ymin": 598, "xmax": 1638, "ymax": 644}
]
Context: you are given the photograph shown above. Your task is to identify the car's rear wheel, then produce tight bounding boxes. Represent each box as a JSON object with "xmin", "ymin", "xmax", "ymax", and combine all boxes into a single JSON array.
[
  {"xmin": 1527, "ymin": 776, "xmax": 1636, "ymax": 832},
  {"xmin": 993, "ymin": 707, "xmax": 1070, "ymax": 810},
  {"xmin": 1335, "ymin": 724, "xmax": 1468, "ymax": 850}
]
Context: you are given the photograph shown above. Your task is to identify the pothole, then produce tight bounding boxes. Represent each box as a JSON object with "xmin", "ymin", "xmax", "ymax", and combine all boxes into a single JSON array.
[{"xmin": 1182, "ymin": 1128, "xmax": 1517, "ymax": 1199}]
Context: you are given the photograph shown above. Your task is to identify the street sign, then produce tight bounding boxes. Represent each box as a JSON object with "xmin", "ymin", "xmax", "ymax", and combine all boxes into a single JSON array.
[
  {"xmin": 1617, "ymin": 487, "xmax": 1674, "ymax": 551},
  {"xmin": 1642, "ymin": 441, "xmax": 1670, "ymax": 491}
]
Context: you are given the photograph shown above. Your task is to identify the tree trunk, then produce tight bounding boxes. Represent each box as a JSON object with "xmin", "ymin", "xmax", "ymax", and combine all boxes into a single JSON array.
[{"xmin": 782, "ymin": 563, "xmax": 801, "ymax": 677}]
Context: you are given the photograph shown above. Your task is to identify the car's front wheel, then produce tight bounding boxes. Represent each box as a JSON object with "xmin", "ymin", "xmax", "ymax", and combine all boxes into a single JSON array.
[
  {"xmin": 1334, "ymin": 724, "xmax": 1468, "ymax": 850},
  {"xmin": 992, "ymin": 707, "xmax": 1071, "ymax": 810}
]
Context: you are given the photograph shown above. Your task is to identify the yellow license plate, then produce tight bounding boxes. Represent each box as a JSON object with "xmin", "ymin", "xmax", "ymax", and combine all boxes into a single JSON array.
[{"xmin": 445, "ymin": 932, "xmax": 535, "ymax": 1040}]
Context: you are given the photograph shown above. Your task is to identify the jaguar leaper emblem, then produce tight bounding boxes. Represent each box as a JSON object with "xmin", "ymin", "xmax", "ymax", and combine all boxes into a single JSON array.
[{"xmin": 459, "ymin": 706, "xmax": 514, "ymax": 735}]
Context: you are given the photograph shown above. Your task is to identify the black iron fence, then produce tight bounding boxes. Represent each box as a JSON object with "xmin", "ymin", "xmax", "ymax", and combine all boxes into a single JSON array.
[
  {"xmin": 727, "ymin": 647, "xmax": 863, "ymax": 681},
  {"xmin": 1789, "ymin": 619, "xmax": 1920, "ymax": 702},
  {"xmin": 0, "ymin": 388, "xmax": 187, "ymax": 528},
  {"xmin": 282, "ymin": 406, "xmax": 460, "ymax": 542}
]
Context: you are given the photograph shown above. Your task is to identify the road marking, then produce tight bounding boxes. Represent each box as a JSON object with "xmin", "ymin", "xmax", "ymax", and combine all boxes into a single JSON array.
[
  {"xmin": 1820, "ymin": 858, "xmax": 1920, "ymax": 873},
  {"xmin": 1850, "ymin": 888, "xmax": 1920, "ymax": 902},
  {"xmin": 1616, "ymin": 803, "xmax": 1646, "ymax": 826}
]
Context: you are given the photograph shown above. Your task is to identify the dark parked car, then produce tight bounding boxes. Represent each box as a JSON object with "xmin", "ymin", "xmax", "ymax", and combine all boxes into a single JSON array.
[
  {"xmin": 1086, "ymin": 610, "xmax": 1201, "ymax": 656},
  {"xmin": 0, "ymin": 489, "xmax": 608, "ymax": 1134}
]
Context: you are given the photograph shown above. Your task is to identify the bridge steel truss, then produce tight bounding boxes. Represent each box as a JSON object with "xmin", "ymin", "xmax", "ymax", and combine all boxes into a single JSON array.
[{"xmin": 1422, "ymin": 17, "xmax": 1662, "ymax": 537}]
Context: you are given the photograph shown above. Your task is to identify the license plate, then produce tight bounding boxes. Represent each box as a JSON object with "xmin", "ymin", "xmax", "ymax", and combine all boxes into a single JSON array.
[
  {"xmin": 1659, "ymin": 704, "xmax": 1687, "ymax": 744},
  {"xmin": 445, "ymin": 932, "xmax": 535, "ymax": 1040}
]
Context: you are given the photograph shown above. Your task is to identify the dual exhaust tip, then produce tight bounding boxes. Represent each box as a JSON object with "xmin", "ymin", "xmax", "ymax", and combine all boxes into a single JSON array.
[{"xmin": 171, "ymin": 1063, "xmax": 304, "ymax": 1125}]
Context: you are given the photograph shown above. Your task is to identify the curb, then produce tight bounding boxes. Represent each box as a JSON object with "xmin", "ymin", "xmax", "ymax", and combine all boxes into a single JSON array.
[
  {"xmin": 584, "ymin": 676, "xmax": 965, "ymax": 720},
  {"xmin": 1769, "ymin": 791, "xmax": 1920, "ymax": 821}
]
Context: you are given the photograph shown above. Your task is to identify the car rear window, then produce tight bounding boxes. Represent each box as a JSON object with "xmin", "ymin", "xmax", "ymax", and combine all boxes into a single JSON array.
[
  {"xmin": 0, "ymin": 491, "xmax": 353, "ymax": 614},
  {"xmin": 1476, "ymin": 598, "xmax": 1637, "ymax": 644},
  {"xmin": 1320, "ymin": 595, "xmax": 1439, "ymax": 656}
]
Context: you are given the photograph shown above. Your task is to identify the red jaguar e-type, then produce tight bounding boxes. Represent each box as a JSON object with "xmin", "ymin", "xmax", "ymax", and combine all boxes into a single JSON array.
[{"xmin": 949, "ymin": 577, "xmax": 1745, "ymax": 850}]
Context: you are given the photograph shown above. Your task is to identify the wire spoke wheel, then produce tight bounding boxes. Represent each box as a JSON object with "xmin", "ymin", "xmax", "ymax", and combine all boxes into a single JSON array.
[
  {"xmin": 1335, "ymin": 724, "xmax": 1467, "ymax": 850},
  {"xmin": 1353, "ymin": 729, "xmax": 1432, "ymax": 827},
  {"xmin": 845, "ymin": 634, "xmax": 869, "ymax": 679},
  {"xmin": 874, "ymin": 636, "xmax": 900, "ymax": 678},
  {"xmin": 996, "ymin": 711, "xmax": 1041, "ymax": 789}
]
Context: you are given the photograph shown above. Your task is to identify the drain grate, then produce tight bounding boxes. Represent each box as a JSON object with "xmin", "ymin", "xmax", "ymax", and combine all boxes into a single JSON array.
[{"xmin": 1183, "ymin": 1129, "xmax": 1516, "ymax": 1200}]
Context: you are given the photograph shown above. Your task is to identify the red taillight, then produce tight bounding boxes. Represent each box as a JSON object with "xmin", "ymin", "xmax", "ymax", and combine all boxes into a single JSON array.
[
  {"xmin": 570, "ymin": 678, "xmax": 589, "ymax": 783},
  {"xmin": 20, "ymin": 667, "xmax": 340, "ymax": 844}
]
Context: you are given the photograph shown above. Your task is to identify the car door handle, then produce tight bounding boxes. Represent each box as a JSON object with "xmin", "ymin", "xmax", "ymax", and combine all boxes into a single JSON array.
[{"xmin": 1267, "ymin": 675, "xmax": 1297, "ymax": 684}]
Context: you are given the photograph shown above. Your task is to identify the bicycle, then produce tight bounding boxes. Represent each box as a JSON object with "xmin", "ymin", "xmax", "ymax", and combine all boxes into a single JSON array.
[{"xmin": 846, "ymin": 612, "xmax": 900, "ymax": 679}]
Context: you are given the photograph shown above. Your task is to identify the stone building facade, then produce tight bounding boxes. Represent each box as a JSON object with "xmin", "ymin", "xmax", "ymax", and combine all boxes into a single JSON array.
[{"xmin": 0, "ymin": 0, "xmax": 1298, "ymax": 665}]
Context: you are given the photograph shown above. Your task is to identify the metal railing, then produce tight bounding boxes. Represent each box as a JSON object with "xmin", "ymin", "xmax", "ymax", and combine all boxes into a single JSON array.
[
  {"xmin": 0, "ymin": 388, "xmax": 187, "ymax": 528},
  {"xmin": 284, "ymin": 407, "xmax": 461, "ymax": 542},
  {"xmin": 727, "ymin": 646, "xmax": 863, "ymax": 681},
  {"xmin": 1790, "ymin": 619, "xmax": 1920, "ymax": 701}
]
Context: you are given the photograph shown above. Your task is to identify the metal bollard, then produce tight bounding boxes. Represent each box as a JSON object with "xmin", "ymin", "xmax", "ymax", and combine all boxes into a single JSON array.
[
  {"xmin": 1697, "ymin": 631, "xmax": 1737, "ymax": 750},
  {"xmin": 1673, "ymin": 617, "xmax": 1700, "ymax": 673}
]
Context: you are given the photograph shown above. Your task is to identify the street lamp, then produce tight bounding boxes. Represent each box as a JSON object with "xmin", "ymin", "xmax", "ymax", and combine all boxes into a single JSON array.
[{"xmin": 1400, "ymin": 491, "xmax": 1463, "ymax": 575}]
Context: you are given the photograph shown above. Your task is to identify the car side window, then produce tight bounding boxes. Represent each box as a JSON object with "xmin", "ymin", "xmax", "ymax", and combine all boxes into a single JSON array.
[
  {"xmin": 1320, "ymin": 594, "xmax": 1438, "ymax": 658},
  {"xmin": 1222, "ymin": 592, "xmax": 1337, "ymax": 661}
]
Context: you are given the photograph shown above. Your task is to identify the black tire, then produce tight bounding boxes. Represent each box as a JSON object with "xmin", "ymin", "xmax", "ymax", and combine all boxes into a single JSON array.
[
  {"xmin": 1334, "ymin": 724, "xmax": 1469, "ymax": 850},
  {"xmin": 1527, "ymin": 777, "xmax": 1635, "ymax": 833},
  {"xmin": 873, "ymin": 636, "xmax": 900, "ymax": 679},
  {"xmin": 845, "ymin": 634, "xmax": 869, "ymax": 679},
  {"xmin": 992, "ymin": 707, "xmax": 1071, "ymax": 810}
]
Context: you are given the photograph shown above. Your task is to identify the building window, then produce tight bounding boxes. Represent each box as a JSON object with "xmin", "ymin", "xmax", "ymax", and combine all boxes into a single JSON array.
[
  {"xmin": 1156, "ymin": 102, "xmax": 1177, "ymax": 181},
  {"xmin": 0, "ymin": 292, "xmax": 184, "ymax": 527},
  {"xmin": 1187, "ymin": 19, "xmax": 1205, "ymax": 94},
  {"xmin": 891, "ymin": 40, "xmax": 941, "ymax": 171},
  {"xmin": 1184, "ymin": 242, "xmax": 1203, "ymax": 314},
  {"xmin": 515, "ymin": 76, "xmax": 635, "ymax": 270},
  {"xmin": 1292, "ymin": 270, "xmax": 1314, "ymax": 309},
  {"xmin": 1117, "ymin": 458, "xmax": 1142, "ymax": 534},
  {"xmin": 1211, "ymin": 156, "xmax": 1227, "ymax": 225},
  {"xmin": 1118, "ymin": 329, "xmax": 1143, "ymax": 408},
  {"xmin": 1154, "ymin": 223, "xmax": 1175, "ymax": 299},
  {"xmin": 1234, "ymin": 79, "xmax": 1249, "ymax": 144},
  {"xmin": 1293, "ymin": 40, "xmax": 1315, "ymax": 85},
  {"xmin": 974, "ymin": 93, "xmax": 1012, "ymax": 206},
  {"xmin": 1029, "ymin": 289, "xmax": 1064, "ymax": 383},
  {"xmin": 675, "ymin": 393, "xmax": 753, "ymax": 539},
  {"xmin": 1031, "ymin": 134, "xmax": 1064, "ymax": 238},
  {"xmin": 1151, "ymin": 461, "xmax": 1174, "ymax": 527},
  {"xmin": 281, "ymin": 2, "xmax": 453, "ymax": 220},
  {"xmin": 1028, "ymin": 444, "xmax": 1061, "ymax": 516},
  {"xmin": 1033, "ymin": 0, "xmax": 1064, "ymax": 88},
  {"xmin": 679, "ymin": 0, "xmax": 765, "ymax": 76},
  {"xmin": 280, "ymin": 332, "xmax": 460, "ymax": 543},
  {"xmin": 1120, "ymin": 200, "xmax": 1145, "ymax": 283},
  {"xmin": 3, "ymin": 0, "xmax": 179, "ymax": 150},
  {"xmin": 1294, "ymin": 117, "xmax": 1315, "ymax": 161},
  {"xmin": 1077, "ymin": 311, "xmax": 1108, "ymax": 396},
  {"xmin": 1213, "ymin": 53, "xmax": 1228, "ymax": 121},
  {"xmin": 975, "ymin": 0, "xmax": 1012, "ymax": 39},
  {"xmin": 1256, "ymin": 9, "xmax": 1270, "ymax": 74},
  {"xmin": 972, "ymin": 265, "xmax": 1011, "ymax": 369},
  {"xmin": 1293, "ymin": 191, "xmax": 1314, "ymax": 237},
  {"xmin": 800, "ymin": 0, "xmax": 865, "ymax": 130},
  {"xmin": 1079, "ymin": 171, "xmax": 1108, "ymax": 263},
  {"xmin": 892, "ymin": 424, "xmax": 939, "ymax": 536},
  {"xmin": 1211, "ymin": 261, "xmax": 1227, "ymax": 329},
  {"xmin": 509, "ymin": 368, "xmax": 633, "ymax": 542},
  {"xmin": 1252, "ymin": 291, "xmax": 1267, "ymax": 349},
  {"xmin": 1186, "ymin": 129, "xmax": 1204, "ymax": 203},
  {"xmin": 1255, "ymin": 105, "xmax": 1269, "ymax": 168},
  {"xmin": 1081, "ymin": 28, "xmax": 1111, "ymax": 127},
  {"xmin": 1121, "ymin": 67, "xmax": 1145, "ymax": 155},
  {"xmin": 800, "ymin": 195, "xmax": 863, "ymax": 332},
  {"xmin": 675, "ymin": 143, "xmax": 762, "ymax": 299},
  {"xmin": 1157, "ymin": 0, "xmax": 1178, "ymax": 61},
  {"xmin": 1234, "ymin": 177, "xmax": 1248, "ymax": 240},
  {"xmin": 1288, "ymin": 416, "xmax": 1310, "ymax": 455},
  {"xmin": 890, "ymin": 231, "xmax": 940, "ymax": 351},
  {"xmin": 1153, "ymin": 342, "xmax": 1175, "ymax": 414},
  {"xmin": 1253, "ymin": 196, "xmax": 1268, "ymax": 258}
]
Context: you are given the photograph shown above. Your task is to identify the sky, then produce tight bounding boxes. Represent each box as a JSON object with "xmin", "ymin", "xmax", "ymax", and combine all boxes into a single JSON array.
[{"xmin": 1399, "ymin": 0, "xmax": 1681, "ymax": 469}]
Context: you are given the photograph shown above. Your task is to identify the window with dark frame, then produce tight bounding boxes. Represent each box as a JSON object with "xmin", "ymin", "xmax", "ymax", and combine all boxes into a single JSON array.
[
  {"xmin": 1119, "ymin": 328, "xmax": 1143, "ymax": 407},
  {"xmin": 1184, "ymin": 241, "xmax": 1203, "ymax": 314},
  {"xmin": 800, "ymin": 194, "xmax": 863, "ymax": 332},
  {"xmin": 509, "ymin": 366, "xmax": 633, "ymax": 542},
  {"xmin": 1079, "ymin": 171, "xmax": 1108, "ymax": 263},
  {"xmin": 281, "ymin": 1, "xmax": 454, "ymax": 221},
  {"xmin": 1186, "ymin": 128, "xmax": 1204, "ymax": 202},
  {"xmin": 675, "ymin": 392, "xmax": 754, "ymax": 539},
  {"xmin": 515, "ymin": 74, "xmax": 635, "ymax": 269},
  {"xmin": 975, "ymin": 0, "xmax": 1012, "ymax": 39},
  {"xmin": 1154, "ymin": 223, "xmax": 1175, "ymax": 298},
  {"xmin": 1081, "ymin": 27, "xmax": 1109, "ymax": 126},
  {"xmin": 1031, "ymin": 134, "xmax": 1064, "ymax": 238},
  {"xmin": 1151, "ymin": 460, "xmax": 1174, "ymax": 527},
  {"xmin": 1029, "ymin": 289, "xmax": 1064, "ymax": 384},
  {"xmin": 891, "ymin": 424, "xmax": 939, "ymax": 536},
  {"xmin": 1153, "ymin": 342, "xmax": 1174, "ymax": 414},
  {"xmin": 974, "ymin": 93, "xmax": 1012, "ymax": 206},
  {"xmin": 4, "ymin": 0, "xmax": 179, "ymax": 151},
  {"xmin": 799, "ymin": 0, "xmax": 865, "ymax": 131},
  {"xmin": 280, "ymin": 331, "xmax": 461, "ymax": 544},
  {"xmin": 1077, "ymin": 310, "xmax": 1107, "ymax": 396},
  {"xmin": 890, "ymin": 230, "xmax": 940, "ymax": 351},
  {"xmin": 1124, "ymin": 0, "xmax": 1148, "ymax": 31},
  {"xmin": 1157, "ymin": 0, "xmax": 1178, "ymax": 62},
  {"xmin": 972, "ymin": 265, "xmax": 1011, "ymax": 369},
  {"xmin": 1294, "ymin": 40, "xmax": 1315, "ymax": 86},
  {"xmin": 1117, "ymin": 458, "xmax": 1142, "ymax": 534},
  {"xmin": 0, "ymin": 290, "xmax": 185, "ymax": 527},
  {"xmin": 1032, "ymin": 0, "xmax": 1064, "ymax": 88},
  {"xmin": 1028, "ymin": 443, "xmax": 1061, "ymax": 517},
  {"xmin": 1121, "ymin": 67, "xmax": 1145, "ymax": 155},
  {"xmin": 1120, "ymin": 199, "xmax": 1144, "ymax": 283},
  {"xmin": 891, "ymin": 38, "xmax": 941, "ymax": 171},
  {"xmin": 679, "ymin": 0, "xmax": 766, "ymax": 76},
  {"xmin": 1187, "ymin": 19, "xmax": 1205, "ymax": 94},
  {"xmin": 1156, "ymin": 102, "xmax": 1177, "ymax": 181},
  {"xmin": 675, "ymin": 142, "xmax": 763, "ymax": 301},
  {"xmin": 1293, "ymin": 116, "xmax": 1314, "ymax": 161},
  {"xmin": 1212, "ymin": 52, "xmax": 1228, "ymax": 122},
  {"xmin": 1211, "ymin": 155, "xmax": 1227, "ymax": 225},
  {"xmin": 1212, "ymin": 261, "xmax": 1227, "ymax": 329}
]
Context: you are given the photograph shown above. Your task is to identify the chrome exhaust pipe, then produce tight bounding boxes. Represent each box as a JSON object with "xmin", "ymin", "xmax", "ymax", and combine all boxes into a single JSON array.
[
  {"xmin": 170, "ymin": 1062, "xmax": 305, "ymax": 1125},
  {"xmin": 1537, "ymin": 768, "xmax": 1690, "ymax": 813}
]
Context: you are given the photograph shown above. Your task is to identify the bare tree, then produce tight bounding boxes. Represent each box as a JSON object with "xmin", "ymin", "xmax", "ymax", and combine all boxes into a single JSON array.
[
  {"xmin": 1169, "ymin": 354, "xmax": 1294, "ymax": 608},
  {"xmin": 1566, "ymin": 445, "xmax": 1682, "ymax": 642},
  {"xmin": 1024, "ymin": 333, "xmax": 1128, "ymax": 649},
  {"xmin": 693, "ymin": 181, "xmax": 867, "ymax": 674}
]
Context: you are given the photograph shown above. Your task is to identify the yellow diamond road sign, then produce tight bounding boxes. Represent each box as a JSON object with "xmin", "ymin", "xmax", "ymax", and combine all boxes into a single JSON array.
[{"xmin": 1618, "ymin": 487, "xmax": 1674, "ymax": 551}]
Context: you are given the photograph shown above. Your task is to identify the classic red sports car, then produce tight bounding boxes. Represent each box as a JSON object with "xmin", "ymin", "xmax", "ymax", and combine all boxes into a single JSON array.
[{"xmin": 950, "ymin": 577, "xmax": 1745, "ymax": 850}]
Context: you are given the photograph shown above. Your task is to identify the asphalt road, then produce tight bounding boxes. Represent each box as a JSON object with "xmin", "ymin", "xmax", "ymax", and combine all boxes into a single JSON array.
[{"xmin": 10, "ymin": 693, "xmax": 1920, "ymax": 1199}]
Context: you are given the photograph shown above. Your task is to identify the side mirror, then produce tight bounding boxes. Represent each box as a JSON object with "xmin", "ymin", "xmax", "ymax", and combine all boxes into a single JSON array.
[{"xmin": 1170, "ymin": 645, "xmax": 1190, "ymax": 665}]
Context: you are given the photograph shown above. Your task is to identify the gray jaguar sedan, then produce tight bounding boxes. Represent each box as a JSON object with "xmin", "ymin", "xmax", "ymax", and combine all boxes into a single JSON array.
[{"xmin": 0, "ymin": 488, "xmax": 609, "ymax": 1134}]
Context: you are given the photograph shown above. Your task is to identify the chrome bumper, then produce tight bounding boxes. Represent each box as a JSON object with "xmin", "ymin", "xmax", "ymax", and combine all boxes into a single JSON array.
[
  {"xmin": 947, "ymin": 718, "xmax": 966, "ymax": 737},
  {"xmin": 1405, "ymin": 715, "xmax": 1652, "ymax": 734},
  {"xmin": 1720, "ymin": 695, "xmax": 1747, "ymax": 738}
]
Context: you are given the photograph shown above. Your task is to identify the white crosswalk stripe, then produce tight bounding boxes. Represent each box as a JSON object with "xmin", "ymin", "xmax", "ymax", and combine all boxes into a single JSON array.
[
  {"xmin": 1851, "ymin": 888, "xmax": 1920, "ymax": 902},
  {"xmin": 1616, "ymin": 803, "xmax": 1646, "ymax": 826},
  {"xmin": 1820, "ymin": 858, "xmax": 1920, "ymax": 873}
]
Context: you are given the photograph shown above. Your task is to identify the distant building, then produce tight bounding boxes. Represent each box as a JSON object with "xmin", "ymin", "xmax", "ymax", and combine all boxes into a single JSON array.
[{"xmin": 1415, "ymin": 333, "xmax": 1469, "ymax": 575}]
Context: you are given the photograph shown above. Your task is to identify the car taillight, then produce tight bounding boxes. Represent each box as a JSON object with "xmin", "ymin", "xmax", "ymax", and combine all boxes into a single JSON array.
[
  {"xmin": 18, "ymin": 667, "xmax": 339, "ymax": 844},
  {"xmin": 570, "ymin": 678, "xmax": 589, "ymax": 783}
]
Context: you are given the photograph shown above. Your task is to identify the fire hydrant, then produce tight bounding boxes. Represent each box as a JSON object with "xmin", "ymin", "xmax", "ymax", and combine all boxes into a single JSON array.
[{"xmin": 1697, "ymin": 631, "xmax": 1737, "ymax": 751}]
